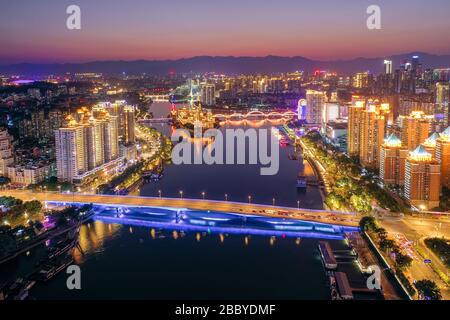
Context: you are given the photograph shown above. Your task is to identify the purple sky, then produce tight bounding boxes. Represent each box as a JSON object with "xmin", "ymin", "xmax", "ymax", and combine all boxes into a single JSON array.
[{"xmin": 1, "ymin": 0, "xmax": 450, "ymax": 64}]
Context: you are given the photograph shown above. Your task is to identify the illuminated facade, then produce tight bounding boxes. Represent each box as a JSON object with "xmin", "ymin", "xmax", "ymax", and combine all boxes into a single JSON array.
[
  {"xmin": 0, "ymin": 129, "xmax": 15, "ymax": 177},
  {"xmin": 435, "ymin": 82, "xmax": 449, "ymax": 124},
  {"xmin": 435, "ymin": 127, "xmax": 450, "ymax": 188},
  {"xmin": 123, "ymin": 105, "xmax": 136, "ymax": 144},
  {"xmin": 305, "ymin": 90, "xmax": 325, "ymax": 125},
  {"xmin": 347, "ymin": 98, "xmax": 365, "ymax": 157},
  {"xmin": 400, "ymin": 111, "xmax": 432, "ymax": 151},
  {"xmin": 422, "ymin": 132, "xmax": 439, "ymax": 157},
  {"xmin": 55, "ymin": 109, "xmax": 121, "ymax": 184},
  {"xmin": 404, "ymin": 145, "xmax": 441, "ymax": 210},
  {"xmin": 200, "ymin": 83, "xmax": 216, "ymax": 106},
  {"xmin": 360, "ymin": 107, "xmax": 385, "ymax": 168},
  {"xmin": 380, "ymin": 134, "xmax": 408, "ymax": 186}
]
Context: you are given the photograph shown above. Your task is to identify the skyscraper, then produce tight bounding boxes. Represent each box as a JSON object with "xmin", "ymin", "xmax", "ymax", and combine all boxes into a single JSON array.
[
  {"xmin": 380, "ymin": 134, "xmax": 408, "ymax": 186},
  {"xmin": 404, "ymin": 145, "xmax": 441, "ymax": 210},
  {"xmin": 422, "ymin": 132, "xmax": 439, "ymax": 157},
  {"xmin": 0, "ymin": 128, "xmax": 14, "ymax": 177},
  {"xmin": 435, "ymin": 82, "xmax": 450, "ymax": 125},
  {"xmin": 306, "ymin": 90, "xmax": 325, "ymax": 125},
  {"xmin": 400, "ymin": 111, "xmax": 432, "ymax": 151},
  {"xmin": 200, "ymin": 83, "xmax": 216, "ymax": 106},
  {"xmin": 435, "ymin": 127, "xmax": 450, "ymax": 188},
  {"xmin": 347, "ymin": 100, "xmax": 365, "ymax": 157},
  {"xmin": 123, "ymin": 106, "xmax": 136, "ymax": 144},
  {"xmin": 384, "ymin": 60, "xmax": 393, "ymax": 75},
  {"xmin": 359, "ymin": 105, "xmax": 386, "ymax": 168},
  {"xmin": 55, "ymin": 124, "xmax": 86, "ymax": 183},
  {"xmin": 55, "ymin": 110, "xmax": 120, "ymax": 183}
]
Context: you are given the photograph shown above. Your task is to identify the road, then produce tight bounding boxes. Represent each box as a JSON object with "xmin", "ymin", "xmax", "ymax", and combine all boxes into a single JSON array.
[
  {"xmin": 379, "ymin": 215, "xmax": 450, "ymax": 299},
  {"xmin": 0, "ymin": 190, "xmax": 360, "ymax": 227}
]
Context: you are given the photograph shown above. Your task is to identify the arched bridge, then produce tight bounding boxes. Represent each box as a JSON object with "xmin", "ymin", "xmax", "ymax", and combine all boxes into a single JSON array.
[{"xmin": 214, "ymin": 110, "xmax": 297, "ymax": 120}]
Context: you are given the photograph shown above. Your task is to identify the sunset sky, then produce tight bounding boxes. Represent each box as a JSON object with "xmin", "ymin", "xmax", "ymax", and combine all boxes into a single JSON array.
[{"xmin": 1, "ymin": 0, "xmax": 450, "ymax": 64}]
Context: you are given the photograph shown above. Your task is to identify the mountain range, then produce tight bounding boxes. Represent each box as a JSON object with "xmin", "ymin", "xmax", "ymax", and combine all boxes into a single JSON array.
[{"xmin": 1, "ymin": 52, "xmax": 449, "ymax": 76}]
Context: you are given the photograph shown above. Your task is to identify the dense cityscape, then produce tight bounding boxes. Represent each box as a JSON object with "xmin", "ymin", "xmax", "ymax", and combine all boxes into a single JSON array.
[{"xmin": 0, "ymin": 1, "xmax": 449, "ymax": 310}]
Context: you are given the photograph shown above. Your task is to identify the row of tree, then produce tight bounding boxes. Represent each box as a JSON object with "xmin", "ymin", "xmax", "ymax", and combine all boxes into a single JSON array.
[{"xmin": 360, "ymin": 216, "xmax": 442, "ymax": 300}]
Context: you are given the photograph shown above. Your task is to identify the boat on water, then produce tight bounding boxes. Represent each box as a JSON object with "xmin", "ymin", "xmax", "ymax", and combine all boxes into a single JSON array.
[
  {"xmin": 48, "ymin": 239, "xmax": 78, "ymax": 259},
  {"xmin": 32, "ymin": 255, "xmax": 74, "ymax": 282}
]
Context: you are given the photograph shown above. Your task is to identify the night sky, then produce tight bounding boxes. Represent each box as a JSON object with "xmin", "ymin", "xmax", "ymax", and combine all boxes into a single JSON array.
[{"xmin": 1, "ymin": 0, "xmax": 450, "ymax": 64}]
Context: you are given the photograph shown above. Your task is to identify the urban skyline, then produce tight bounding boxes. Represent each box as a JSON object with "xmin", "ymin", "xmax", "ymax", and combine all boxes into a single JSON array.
[{"xmin": 1, "ymin": 0, "xmax": 449, "ymax": 305}]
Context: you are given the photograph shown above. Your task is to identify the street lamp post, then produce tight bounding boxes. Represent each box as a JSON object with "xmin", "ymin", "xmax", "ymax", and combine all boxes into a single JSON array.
[
  {"xmin": 225, "ymin": 194, "xmax": 228, "ymax": 201},
  {"xmin": 179, "ymin": 190, "xmax": 183, "ymax": 199},
  {"xmin": 248, "ymin": 195, "xmax": 252, "ymax": 204},
  {"xmin": 297, "ymin": 200, "xmax": 300, "ymax": 209},
  {"xmin": 158, "ymin": 190, "xmax": 162, "ymax": 198},
  {"xmin": 202, "ymin": 192, "xmax": 205, "ymax": 200},
  {"xmin": 272, "ymin": 198, "xmax": 276, "ymax": 206}
]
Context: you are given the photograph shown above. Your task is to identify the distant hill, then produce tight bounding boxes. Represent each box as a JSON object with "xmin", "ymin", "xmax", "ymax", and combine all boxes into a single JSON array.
[{"xmin": 1, "ymin": 52, "xmax": 449, "ymax": 76}]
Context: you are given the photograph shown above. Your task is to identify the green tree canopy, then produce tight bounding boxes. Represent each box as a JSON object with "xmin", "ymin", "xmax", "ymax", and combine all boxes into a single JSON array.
[{"xmin": 414, "ymin": 280, "xmax": 442, "ymax": 300}]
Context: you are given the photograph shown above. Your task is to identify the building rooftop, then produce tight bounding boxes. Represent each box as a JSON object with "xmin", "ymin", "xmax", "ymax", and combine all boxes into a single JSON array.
[
  {"xmin": 408, "ymin": 145, "xmax": 435, "ymax": 162},
  {"xmin": 384, "ymin": 133, "xmax": 402, "ymax": 147}
]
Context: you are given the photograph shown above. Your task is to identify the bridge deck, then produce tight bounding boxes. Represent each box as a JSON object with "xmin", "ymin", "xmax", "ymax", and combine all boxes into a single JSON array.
[{"xmin": 0, "ymin": 191, "xmax": 359, "ymax": 227}]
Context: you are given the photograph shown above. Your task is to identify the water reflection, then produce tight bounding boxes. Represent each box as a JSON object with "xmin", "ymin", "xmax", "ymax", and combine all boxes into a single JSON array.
[{"xmin": 74, "ymin": 221, "xmax": 122, "ymax": 263}]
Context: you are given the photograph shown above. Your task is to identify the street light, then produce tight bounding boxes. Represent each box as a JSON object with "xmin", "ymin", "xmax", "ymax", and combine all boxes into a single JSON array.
[
  {"xmin": 179, "ymin": 190, "xmax": 183, "ymax": 199},
  {"xmin": 248, "ymin": 195, "xmax": 252, "ymax": 204},
  {"xmin": 297, "ymin": 200, "xmax": 300, "ymax": 209},
  {"xmin": 272, "ymin": 198, "xmax": 276, "ymax": 206},
  {"xmin": 158, "ymin": 190, "xmax": 162, "ymax": 198},
  {"xmin": 225, "ymin": 194, "xmax": 228, "ymax": 201},
  {"xmin": 201, "ymin": 192, "xmax": 206, "ymax": 200}
]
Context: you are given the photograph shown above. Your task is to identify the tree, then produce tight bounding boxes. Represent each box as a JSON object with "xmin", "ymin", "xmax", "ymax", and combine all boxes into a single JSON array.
[
  {"xmin": 359, "ymin": 216, "xmax": 377, "ymax": 231},
  {"xmin": 415, "ymin": 280, "xmax": 442, "ymax": 300},
  {"xmin": 379, "ymin": 238, "xmax": 396, "ymax": 252},
  {"xmin": 395, "ymin": 252, "xmax": 413, "ymax": 270},
  {"xmin": 24, "ymin": 200, "xmax": 43, "ymax": 218},
  {"xmin": 376, "ymin": 228, "xmax": 388, "ymax": 241}
]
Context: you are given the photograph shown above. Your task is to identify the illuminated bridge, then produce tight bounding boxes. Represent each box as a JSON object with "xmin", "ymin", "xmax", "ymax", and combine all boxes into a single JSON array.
[
  {"xmin": 145, "ymin": 94, "xmax": 171, "ymax": 102},
  {"xmin": 213, "ymin": 110, "xmax": 297, "ymax": 120},
  {"xmin": 137, "ymin": 117, "xmax": 172, "ymax": 124},
  {"xmin": 0, "ymin": 190, "xmax": 359, "ymax": 227}
]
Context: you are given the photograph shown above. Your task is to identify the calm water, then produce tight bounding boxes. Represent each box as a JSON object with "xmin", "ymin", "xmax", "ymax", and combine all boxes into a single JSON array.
[
  {"xmin": 26, "ymin": 219, "xmax": 352, "ymax": 300},
  {"xmin": 141, "ymin": 102, "xmax": 323, "ymax": 209},
  {"xmin": 2, "ymin": 102, "xmax": 366, "ymax": 300}
]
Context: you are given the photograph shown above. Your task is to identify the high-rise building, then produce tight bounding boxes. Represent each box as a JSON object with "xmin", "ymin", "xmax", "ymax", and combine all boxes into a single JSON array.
[
  {"xmin": 435, "ymin": 127, "xmax": 450, "ymax": 188},
  {"xmin": 84, "ymin": 118, "xmax": 105, "ymax": 170},
  {"xmin": 347, "ymin": 99, "xmax": 365, "ymax": 157},
  {"xmin": 0, "ymin": 129, "xmax": 14, "ymax": 177},
  {"xmin": 123, "ymin": 106, "xmax": 136, "ymax": 144},
  {"xmin": 55, "ymin": 110, "xmax": 120, "ymax": 183},
  {"xmin": 359, "ymin": 105, "xmax": 386, "ymax": 168},
  {"xmin": 380, "ymin": 134, "xmax": 408, "ymax": 186},
  {"xmin": 55, "ymin": 125, "xmax": 86, "ymax": 183},
  {"xmin": 400, "ymin": 111, "xmax": 432, "ymax": 151},
  {"xmin": 422, "ymin": 132, "xmax": 439, "ymax": 157},
  {"xmin": 384, "ymin": 60, "xmax": 393, "ymax": 75},
  {"xmin": 306, "ymin": 90, "xmax": 325, "ymax": 125},
  {"xmin": 404, "ymin": 145, "xmax": 441, "ymax": 210},
  {"xmin": 435, "ymin": 82, "xmax": 450, "ymax": 124},
  {"xmin": 353, "ymin": 72, "xmax": 370, "ymax": 88},
  {"xmin": 200, "ymin": 83, "xmax": 216, "ymax": 106}
]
